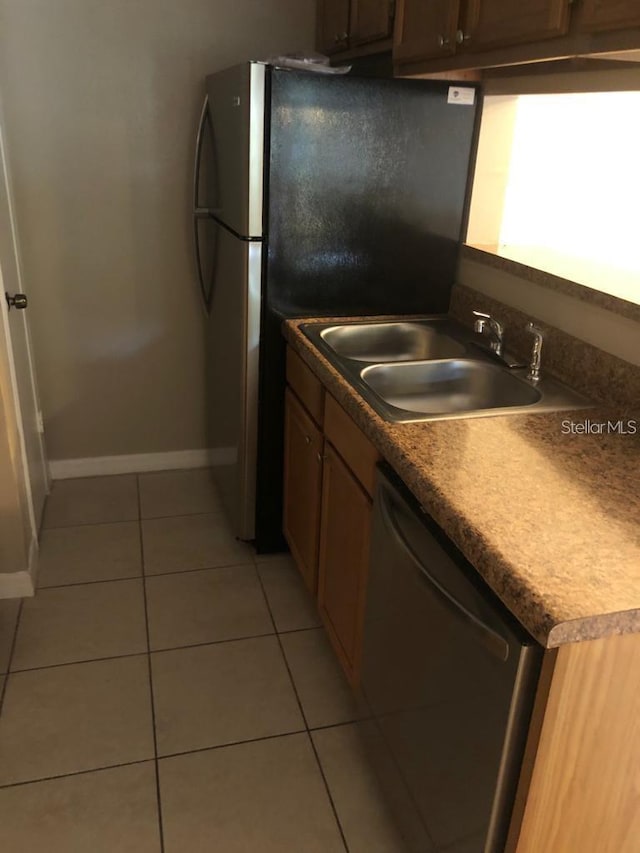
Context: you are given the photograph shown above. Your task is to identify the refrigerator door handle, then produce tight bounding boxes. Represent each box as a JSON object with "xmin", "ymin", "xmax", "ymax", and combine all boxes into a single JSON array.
[
  {"xmin": 192, "ymin": 215, "xmax": 210, "ymax": 313},
  {"xmin": 192, "ymin": 95, "xmax": 223, "ymax": 218},
  {"xmin": 193, "ymin": 95, "xmax": 209, "ymax": 214},
  {"xmin": 192, "ymin": 95, "xmax": 216, "ymax": 312}
]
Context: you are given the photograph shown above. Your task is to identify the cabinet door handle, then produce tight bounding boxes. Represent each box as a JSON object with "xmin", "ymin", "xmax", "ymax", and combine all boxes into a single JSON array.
[
  {"xmin": 334, "ymin": 31, "xmax": 348, "ymax": 44},
  {"xmin": 438, "ymin": 33, "xmax": 450, "ymax": 48},
  {"xmin": 456, "ymin": 28, "xmax": 471, "ymax": 44},
  {"xmin": 304, "ymin": 435, "xmax": 312, "ymax": 445},
  {"xmin": 317, "ymin": 451, "xmax": 326, "ymax": 464}
]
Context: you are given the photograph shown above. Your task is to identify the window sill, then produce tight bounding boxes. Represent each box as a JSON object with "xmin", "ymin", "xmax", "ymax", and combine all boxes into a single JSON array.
[{"xmin": 462, "ymin": 244, "xmax": 640, "ymax": 325}]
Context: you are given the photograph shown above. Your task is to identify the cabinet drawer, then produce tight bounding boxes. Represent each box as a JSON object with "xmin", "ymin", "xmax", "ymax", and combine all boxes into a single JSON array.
[
  {"xmin": 286, "ymin": 347, "xmax": 324, "ymax": 425},
  {"xmin": 324, "ymin": 395, "xmax": 378, "ymax": 497}
]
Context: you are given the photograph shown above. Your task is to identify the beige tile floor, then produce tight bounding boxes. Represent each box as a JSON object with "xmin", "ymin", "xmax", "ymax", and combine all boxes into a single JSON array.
[{"xmin": 0, "ymin": 469, "xmax": 409, "ymax": 852}]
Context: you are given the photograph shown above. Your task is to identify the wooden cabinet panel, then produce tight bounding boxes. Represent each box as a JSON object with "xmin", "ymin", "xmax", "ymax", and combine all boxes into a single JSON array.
[
  {"xmin": 324, "ymin": 395, "xmax": 378, "ymax": 498},
  {"xmin": 578, "ymin": 0, "xmax": 640, "ymax": 32},
  {"xmin": 317, "ymin": 0, "xmax": 351, "ymax": 54},
  {"xmin": 283, "ymin": 389, "xmax": 324, "ymax": 594},
  {"xmin": 318, "ymin": 442, "xmax": 372, "ymax": 682},
  {"xmin": 513, "ymin": 633, "xmax": 640, "ymax": 853},
  {"xmin": 286, "ymin": 348, "xmax": 324, "ymax": 426},
  {"xmin": 350, "ymin": 0, "xmax": 394, "ymax": 46},
  {"xmin": 394, "ymin": 0, "xmax": 460, "ymax": 61},
  {"xmin": 461, "ymin": 0, "xmax": 571, "ymax": 51}
]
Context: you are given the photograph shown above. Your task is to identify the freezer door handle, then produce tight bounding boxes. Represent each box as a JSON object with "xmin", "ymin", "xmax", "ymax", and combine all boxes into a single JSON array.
[
  {"xmin": 192, "ymin": 95, "xmax": 213, "ymax": 311},
  {"xmin": 378, "ymin": 482, "xmax": 510, "ymax": 662},
  {"xmin": 193, "ymin": 95, "xmax": 210, "ymax": 213}
]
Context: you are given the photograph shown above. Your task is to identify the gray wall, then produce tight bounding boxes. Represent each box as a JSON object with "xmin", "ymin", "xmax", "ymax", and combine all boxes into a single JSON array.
[{"xmin": 0, "ymin": 0, "xmax": 315, "ymax": 461}]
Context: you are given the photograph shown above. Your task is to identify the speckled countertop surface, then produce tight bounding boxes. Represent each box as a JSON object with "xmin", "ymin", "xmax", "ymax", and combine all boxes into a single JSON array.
[{"xmin": 284, "ymin": 317, "xmax": 640, "ymax": 649}]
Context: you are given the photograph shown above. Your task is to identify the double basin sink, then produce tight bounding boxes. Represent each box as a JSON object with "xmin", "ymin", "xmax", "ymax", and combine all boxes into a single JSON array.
[{"xmin": 302, "ymin": 317, "xmax": 590, "ymax": 423}]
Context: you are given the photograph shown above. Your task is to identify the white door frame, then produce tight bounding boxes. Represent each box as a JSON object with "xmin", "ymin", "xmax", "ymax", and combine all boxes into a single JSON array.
[{"xmin": 0, "ymin": 91, "xmax": 49, "ymax": 595}]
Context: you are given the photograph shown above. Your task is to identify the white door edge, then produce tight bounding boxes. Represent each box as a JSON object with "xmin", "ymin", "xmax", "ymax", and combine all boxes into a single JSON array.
[
  {"xmin": 0, "ymin": 96, "xmax": 48, "ymax": 531},
  {"xmin": 0, "ymin": 536, "xmax": 37, "ymax": 598}
]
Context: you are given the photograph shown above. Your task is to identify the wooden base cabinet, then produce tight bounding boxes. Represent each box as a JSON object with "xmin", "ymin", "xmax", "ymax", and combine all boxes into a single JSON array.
[
  {"xmin": 317, "ymin": 442, "xmax": 372, "ymax": 684},
  {"xmin": 509, "ymin": 632, "xmax": 640, "ymax": 852},
  {"xmin": 283, "ymin": 388, "xmax": 324, "ymax": 594},
  {"xmin": 283, "ymin": 346, "xmax": 378, "ymax": 685}
]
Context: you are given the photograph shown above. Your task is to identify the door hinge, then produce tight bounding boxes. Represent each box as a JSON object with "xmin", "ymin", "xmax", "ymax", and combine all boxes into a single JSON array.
[{"xmin": 36, "ymin": 411, "xmax": 44, "ymax": 434}]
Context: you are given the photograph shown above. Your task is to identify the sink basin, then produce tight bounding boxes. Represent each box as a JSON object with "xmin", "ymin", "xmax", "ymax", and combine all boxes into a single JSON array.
[
  {"xmin": 300, "ymin": 317, "xmax": 591, "ymax": 423},
  {"xmin": 361, "ymin": 359, "xmax": 542, "ymax": 419},
  {"xmin": 319, "ymin": 321, "xmax": 466, "ymax": 362}
]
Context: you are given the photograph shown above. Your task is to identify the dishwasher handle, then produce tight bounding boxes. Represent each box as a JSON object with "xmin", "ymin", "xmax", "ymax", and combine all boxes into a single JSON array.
[{"xmin": 379, "ymin": 485, "xmax": 510, "ymax": 662}]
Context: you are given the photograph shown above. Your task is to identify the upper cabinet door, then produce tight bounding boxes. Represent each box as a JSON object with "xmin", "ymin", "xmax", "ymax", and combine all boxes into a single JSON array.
[
  {"xmin": 317, "ymin": 0, "xmax": 351, "ymax": 54},
  {"xmin": 578, "ymin": 0, "xmax": 640, "ymax": 32},
  {"xmin": 460, "ymin": 0, "xmax": 571, "ymax": 51},
  {"xmin": 350, "ymin": 0, "xmax": 395, "ymax": 46},
  {"xmin": 394, "ymin": 0, "xmax": 460, "ymax": 62}
]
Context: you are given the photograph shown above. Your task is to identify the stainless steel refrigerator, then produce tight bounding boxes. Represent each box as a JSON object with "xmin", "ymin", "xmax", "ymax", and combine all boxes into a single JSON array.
[{"xmin": 193, "ymin": 62, "xmax": 480, "ymax": 550}]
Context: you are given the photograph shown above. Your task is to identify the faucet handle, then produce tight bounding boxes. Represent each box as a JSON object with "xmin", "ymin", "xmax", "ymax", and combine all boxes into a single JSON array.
[
  {"xmin": 527, "ymin": 322, "xmax": 545, "ymax": 346},
  {"xmin": 526, "ymin": 322, "xmax": 544, "ymax": 382},
  {"xmin": 473, "ymin": 310, "xmax": 489, "ymax": 334},
  {"xmin": 472, "ymin": 310, "xmax": 504, "ymax": 341}
]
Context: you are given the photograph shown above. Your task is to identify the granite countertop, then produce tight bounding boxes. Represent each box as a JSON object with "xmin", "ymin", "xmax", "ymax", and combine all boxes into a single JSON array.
[{"xmin": 284, "ymin": 317, "xmax": 640, "ymax": 649}]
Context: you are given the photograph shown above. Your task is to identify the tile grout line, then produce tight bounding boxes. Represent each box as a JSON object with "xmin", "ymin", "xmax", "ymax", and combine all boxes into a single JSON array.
[
  {"xmin": 39, "ymin": 559, "xmax": 261, "ymax": 592},
  {"xmin": 0, "ymin": 728, "xmax": 323, "ymax": 790},
  {"xmin": 136, "ymin": 475, "xmax": 166, "ymax": 853},
  {"xmin": 0, "ymin": 757, "xmax": 155, "ymax": 791},
  {"xmin": 41, "ymin": 507, "xmax": 227, "ymax": 533},
  {"xmin": 0, "ymin": 600, "xmax": 24, "ymax": 716},
  {"xmin": 7, "ymin": 627, "xmax": 327, "ymax": 677},
  {"xmin": 254, "ymin": 564, "xmax": 351, "ymax": 853},
  {"xmin": 142, "ymin": 561, "xmax": 256, "ymax": 581},
  {"xmin": 0, "ymin": 724, "xmax": 362, "ymax": 791},
  {"xmin": 8, "ymin": 624, "xmax": 273, "ymax": 670}
]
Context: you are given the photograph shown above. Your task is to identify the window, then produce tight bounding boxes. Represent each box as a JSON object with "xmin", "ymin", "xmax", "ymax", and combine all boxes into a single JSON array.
[{"xmin": 467, "ymin": 92, "xmax": 640, "ymax": 306}]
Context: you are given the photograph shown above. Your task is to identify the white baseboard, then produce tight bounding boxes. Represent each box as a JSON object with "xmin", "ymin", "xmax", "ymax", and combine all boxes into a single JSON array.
[
  {"xmin": 49, "ymin": 448, "xmax": 235, "ymax": 480},
  {"xmin": 0, "ymin": 537, "xmax": 37, "ymax": 598}
]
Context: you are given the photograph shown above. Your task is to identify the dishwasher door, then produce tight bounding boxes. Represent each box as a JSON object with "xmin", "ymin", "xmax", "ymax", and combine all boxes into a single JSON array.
[{"xmin": 361, "ymin": 466, "xmax": 542, "ymax": 853}]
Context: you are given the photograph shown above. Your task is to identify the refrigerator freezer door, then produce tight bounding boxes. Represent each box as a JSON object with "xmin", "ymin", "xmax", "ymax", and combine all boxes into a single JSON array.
[
  {"xmin": 205, "ymin": 63, "xmax": 266, "ymax": 238},
  {"xmin": 206, "ymin": 221, "xmax": 261, "ymax": 540},
  {"xmin": 266, "ymin": 71, "xmax": 479, "ymax": 317}
]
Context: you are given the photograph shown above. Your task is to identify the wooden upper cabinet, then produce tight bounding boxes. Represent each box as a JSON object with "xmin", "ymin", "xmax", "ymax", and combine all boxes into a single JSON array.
[
  {"xmin": 459, "ymin": 0, "xmax": 571, "ymax": 51},
  {"xmin": 317, "ymin": 0, "xmax": 351, "ymax": 54},
  {"xmin": 394, "ymin": 0, "xmax": 461, "ymax": 61},
  {"xmin": 350, "ymin": 0, "xmax": 395, "ymax": 46},
  {"xmin": 577, "ymin": 0, "xmax": 640, "ymax": 32}
]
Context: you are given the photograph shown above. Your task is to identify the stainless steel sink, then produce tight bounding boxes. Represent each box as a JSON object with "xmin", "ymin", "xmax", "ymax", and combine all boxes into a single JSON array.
[
  {"xmin": 300, "ymin": 317, "xmax": 592, "ymax": 423},
  {"xmin": 361, "ymin": 359, "xmax": 541, "ymax": 419},
  {"xmin": 319, "ymin": 321, "xmax": 466, "ymax": 363}
]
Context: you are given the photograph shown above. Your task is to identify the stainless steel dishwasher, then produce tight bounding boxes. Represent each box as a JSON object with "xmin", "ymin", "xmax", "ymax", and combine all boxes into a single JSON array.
[{"xmin": 360, "ymin": 466, "xmax": 543, "ymax": 853}]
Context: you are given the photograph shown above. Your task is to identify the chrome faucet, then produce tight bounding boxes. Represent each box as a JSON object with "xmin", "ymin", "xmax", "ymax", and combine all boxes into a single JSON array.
[
  {"xmin": 473, "ymin": 310, "xmax": 504, "ymax": 357},
  {"xmin": 526, "ymin": 322, "xmax": 544, "ymax": 383}
]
